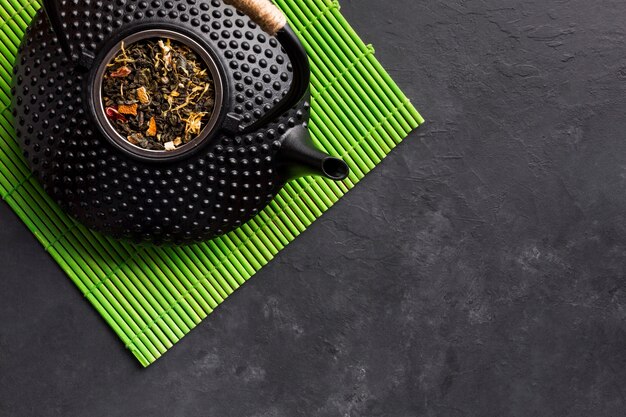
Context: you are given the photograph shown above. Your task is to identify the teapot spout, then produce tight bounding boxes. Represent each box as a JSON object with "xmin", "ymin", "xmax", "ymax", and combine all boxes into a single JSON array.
[{"xmin": 278, "ymin": 126, "xmax": 349, "ymax": 181}]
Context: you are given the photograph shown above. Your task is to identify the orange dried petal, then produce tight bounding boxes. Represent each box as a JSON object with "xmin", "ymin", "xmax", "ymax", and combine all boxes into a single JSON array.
[
  {"xmin": 127, "ymin": 133, "xmax": 142, "ymax": 145},
  {"xmin": 118, "ymin": 103, "xmax": 138, "ymax": 116},
  {"xmin": 146, "ymin": 117, "xmax": 157, "ymax": 137},
  {"xmin": 136, "ymin": 87, "xmax": 150, "ymax": 104}
]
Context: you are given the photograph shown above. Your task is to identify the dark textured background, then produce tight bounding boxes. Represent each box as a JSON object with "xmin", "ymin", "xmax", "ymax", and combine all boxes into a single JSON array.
[{"xmin": 2, "ymin": 0, "xmax": 626, "ymax": 416}]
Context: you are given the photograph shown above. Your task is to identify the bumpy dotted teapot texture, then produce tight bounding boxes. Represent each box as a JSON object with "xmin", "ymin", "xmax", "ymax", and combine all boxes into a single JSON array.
[{"xmin": 11, "ymin": 2, "xmax": 309, "ymax": 244}]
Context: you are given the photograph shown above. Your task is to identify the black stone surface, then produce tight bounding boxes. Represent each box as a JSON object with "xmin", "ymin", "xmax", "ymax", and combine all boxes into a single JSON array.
[{"xmin": 2, "ymin": 0, "xmax": 626, "ymax": 415}]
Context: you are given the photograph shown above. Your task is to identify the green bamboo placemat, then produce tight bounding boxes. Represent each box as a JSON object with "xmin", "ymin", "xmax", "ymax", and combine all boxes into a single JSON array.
[{"xmin": 0, "ymin": 0, "xmax": 423, "ymax": 366}]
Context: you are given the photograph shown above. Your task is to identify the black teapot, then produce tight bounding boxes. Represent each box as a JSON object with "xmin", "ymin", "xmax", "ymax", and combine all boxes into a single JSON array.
[{"xmin": 11, "ymin": 0, "xmax": 349, "ymax": 244}]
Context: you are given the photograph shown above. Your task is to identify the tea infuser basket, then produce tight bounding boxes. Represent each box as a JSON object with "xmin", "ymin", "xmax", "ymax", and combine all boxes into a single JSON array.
[{"xmin": 12, "ymin": 0, "xmax": 349, "ymax": 244}]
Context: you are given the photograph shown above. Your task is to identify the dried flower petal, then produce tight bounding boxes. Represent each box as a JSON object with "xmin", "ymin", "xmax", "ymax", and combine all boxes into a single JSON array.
[
  {"xmin": 105, "ymin": 106, "xmax": 126, "ymax": 122},
  {"xmin": 184, "ymin": 112, "xmax": 206, "ymax": 136},
  {"xmin": 118, "ymin": 103, "xmax": 138, "ymax": 116},
  {"xmin": 136, "ymin": 87, "xmax": 150, "ymax": 105},
  {"xmin": 110, "ymin": 66, "xmax": 132, "ymax": 78},
  {"xmin": 158, "ymin": 40, "xmax": 171, "ymax": 55},
  {"xmin": 102, "ymin": 38, "xmax": 215, "ymax": 151},
  {"xmin": 164, "ymin": 141, "xmax": 176, "ymax": 151},
  {"xmin": 146, "ymin": 116, "xmax": 157, "ymax": 137},
  {"xmin": 158, "ymin": 40, "xmax": 173, "ymax": 69}
]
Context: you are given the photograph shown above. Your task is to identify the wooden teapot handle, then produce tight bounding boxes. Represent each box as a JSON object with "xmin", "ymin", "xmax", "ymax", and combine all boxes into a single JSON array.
[{"xmin": 223, "ymin": 0, "xmax": 287, "ymax": 36}]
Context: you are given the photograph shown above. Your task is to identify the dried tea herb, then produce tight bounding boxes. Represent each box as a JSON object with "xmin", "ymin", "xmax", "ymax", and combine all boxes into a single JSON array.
[{"xmin": 102, "ymin": 38, "xmax": 215, "ymax": 151}]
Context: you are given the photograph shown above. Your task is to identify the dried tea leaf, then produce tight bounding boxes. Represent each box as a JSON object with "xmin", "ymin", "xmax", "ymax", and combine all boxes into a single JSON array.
[
  {"xmin": 177, "ymin": 56, "xmax": 189, "ymax": 76},
  {"xmin": 102, "ymin": 38, "xmax": 215, "ymax": 151},
  {"xmin": 128, "ymin": 133, "xmax": 143, "ymax": 145}
]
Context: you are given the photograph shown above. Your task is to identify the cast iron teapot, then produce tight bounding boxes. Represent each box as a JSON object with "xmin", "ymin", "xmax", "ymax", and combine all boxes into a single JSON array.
[{"xmin": 12, "ymin": 0, "xmax": 349, "ymax": 244}]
